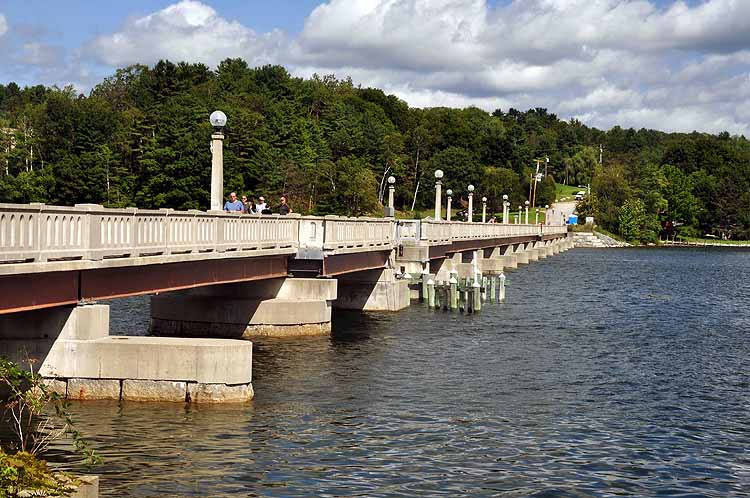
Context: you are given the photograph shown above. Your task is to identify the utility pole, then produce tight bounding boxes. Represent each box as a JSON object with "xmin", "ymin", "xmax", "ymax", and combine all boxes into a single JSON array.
[{"xmin": 599, "ymin": 144, "xmax": 603, "ymax": 165}]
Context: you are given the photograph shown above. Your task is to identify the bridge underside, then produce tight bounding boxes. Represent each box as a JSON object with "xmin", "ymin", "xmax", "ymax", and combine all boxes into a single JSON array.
[{"xmin": 0, "ymin": 255, "xmax": 288, "ymax": 314}]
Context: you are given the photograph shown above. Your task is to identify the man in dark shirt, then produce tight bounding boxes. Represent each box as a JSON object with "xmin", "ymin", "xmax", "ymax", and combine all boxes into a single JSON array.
[{"xmin": 278, "ymin": 196, "xmax": 292, "ymax": 215}]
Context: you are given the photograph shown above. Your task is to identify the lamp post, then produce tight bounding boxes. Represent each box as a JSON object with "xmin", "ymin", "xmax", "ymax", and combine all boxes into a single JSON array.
[
  {"xmin": 518, "ymin": 206, "xmax": 522, "ymax": 224},
  {"xmin": 446, "ymin": 189, "xmax": 453, "ymax": 221},
  {"xmin": 535, "ymin": 207, "xmax": 539, "ymax": 225},
  {"xmin": 524, "ymin": 200, "xmax": 530, "ymax": 224},
  {"xmin": 467, "ymin": 184, "xmax": 475, "ymax": 222},
  {"xmin": 434, "ymin": 169, "xmax": 444, "ymax": 220},
  {"xmin": 482, "ymin": 196, "xmax": 487, "ymax": 223},
  {"xmin": 209, "ymin": 110, "xmax": 227, "ymax": 211},
  {"xmin": 545, "ymin": 204, "xmax": 549, "ymax": 225},
  {"xmin": 385, "ymin": 175, "xmax": 396, "ymax": 217},
  {"xmin": 502, "ymin": 194, "xmax": 509, "ymax": 224}
]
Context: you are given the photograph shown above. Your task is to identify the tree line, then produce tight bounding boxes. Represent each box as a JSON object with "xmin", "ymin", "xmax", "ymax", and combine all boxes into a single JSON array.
[{"xmin": 1, "ymin": 59, "xmax": 748, "ymax": 241}]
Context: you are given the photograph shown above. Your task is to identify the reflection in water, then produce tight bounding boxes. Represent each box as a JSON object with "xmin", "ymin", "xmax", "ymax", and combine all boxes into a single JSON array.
[{"xmin": 38, "ymin": 248, "xmax": 750, "ymax": 496}]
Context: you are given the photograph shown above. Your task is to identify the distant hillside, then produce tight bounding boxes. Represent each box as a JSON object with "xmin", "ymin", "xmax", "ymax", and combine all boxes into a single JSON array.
[{"xmin": 1, "ymin": 59, "xmax": 748, "ymax": 241}]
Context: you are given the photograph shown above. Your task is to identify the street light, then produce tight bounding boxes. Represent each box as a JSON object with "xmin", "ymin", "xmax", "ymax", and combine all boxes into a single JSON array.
[
  {"xmin": 502, "ymin": 194, "xmax": 509, "ymax": 224},
  {"xmin": 209, "ymin": 110, "xmax": 227, "ymax": 211},
  {"xmin": 518, "ymin": 205, "xmax": 522, "ymax": 224},
  {"xmin": 482, "ymin": 196, "xmax": 488, "ymax": 223},
  {"xmin": 385, "ymin": 175, "xmax": 396, "ymax": 217},
  {"xmin": 535, "ymin": 207, "xmax": 539, "ymax": 225},
  {"xmin": 467, "ymin": 184, "xmax": 475, "ymax": 223},
  {"xmin": 524, "ymin": 200, "xmax": 530, "ymax": 224},
  {"xmin": 434, "ymin": 169, "xmax": 444, "ymax": 220},
  {"xmin": 545, "ymin": 204, "xmax": 549, "ymax": 225},
  {"xmin": 446, "ymin": 189, "xmax": 453, "ymax": 221}
]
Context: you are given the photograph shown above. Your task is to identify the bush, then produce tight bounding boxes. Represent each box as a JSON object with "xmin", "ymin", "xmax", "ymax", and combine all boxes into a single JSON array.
[{"xmin": 0, "ymin": 450, "xmax": 78, "ymax": 498}]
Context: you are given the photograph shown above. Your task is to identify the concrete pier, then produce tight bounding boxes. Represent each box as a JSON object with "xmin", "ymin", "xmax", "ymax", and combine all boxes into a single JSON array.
[
  {"xmin": 150, "ymin": 278, "xmax": 336, "ymax": 338},
  {"xmin": 0, "ymin": 304, "xmax": 253, "ymax": 403},
  {"xmin": 334, "ymin": 268, "xmax": 410, "ymax": 311}
]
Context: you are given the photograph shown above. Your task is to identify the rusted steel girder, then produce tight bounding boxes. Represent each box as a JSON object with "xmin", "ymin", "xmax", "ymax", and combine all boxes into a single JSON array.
[{"xmin": 0, "ymin": 255, "xmax": 288, "ymax": 315}]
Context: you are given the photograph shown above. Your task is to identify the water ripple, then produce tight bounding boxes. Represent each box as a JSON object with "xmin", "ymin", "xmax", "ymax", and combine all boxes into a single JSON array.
[{"xmin": 43, "ymin": 247, "xmax": 750, "ymax": 497}]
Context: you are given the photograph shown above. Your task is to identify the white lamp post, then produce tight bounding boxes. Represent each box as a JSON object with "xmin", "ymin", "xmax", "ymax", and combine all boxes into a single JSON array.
[
  {"xmin": 467, "ymin": 184, "xmax": 475, "ymax": 223},
  {"xmin": 535, "ymin": 207, "xmax": 539, "ymax": 225},
  {"xmin": 446, "ymin": 189, "xmax": 453, "ymax": 221},
  {"xmin": 502, "ymin": 194, "xmax": 509, "ymax": 224},
  {"xmin": 545, "ymin": 204, "xmax": 549, "ymax": 225},
  {"xmin": 386, "ymin": 175, "xmax": 396, "ymax": 217},
  {"xmin": 524, "ymin": 200, "xmax": 530, "ymax": 224},
  {"xmin": 482, "ymin": 196, "xmax": 487, "ymax": 223},
  {"xmin": 518, "ymin": 206, "xmax": 522, "ymax": 224},
  {"xmin": 434, "ymin": 169, "xmax": 444, "ymax": 220},
  {"xmin": 209, "ymin": 110, "xmax": 227, "ymax": 211}
]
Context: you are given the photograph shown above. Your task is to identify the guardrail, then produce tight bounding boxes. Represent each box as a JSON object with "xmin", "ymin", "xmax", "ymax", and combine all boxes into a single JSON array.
[
  {"xmin": 0, "ymin": 203, "xmax": 300, "ymax": 264},
  {"xmin": 407, "ymin": 220, "xmax": 568, "ymax": 245},
  {"xmin": 0, "ymin": 203, "xmax": 568, "ymax": 265}
]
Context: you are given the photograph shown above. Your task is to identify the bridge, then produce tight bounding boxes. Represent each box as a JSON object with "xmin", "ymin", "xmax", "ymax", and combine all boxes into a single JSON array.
[{"xmin": 0, "ymin": 202, "xmax": 571, "ymax": 403}]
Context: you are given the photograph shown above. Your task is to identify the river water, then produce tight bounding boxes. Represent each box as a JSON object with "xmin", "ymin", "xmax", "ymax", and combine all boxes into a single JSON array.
[{"xmin": 46, "ymin": 247, "xmax": 750, "ymax": 497}]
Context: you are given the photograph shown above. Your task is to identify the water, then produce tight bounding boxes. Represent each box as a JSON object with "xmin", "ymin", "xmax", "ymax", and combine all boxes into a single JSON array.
[{"xmin": 47, "ymin": 248, "xmax": 750, "ymax": 496}]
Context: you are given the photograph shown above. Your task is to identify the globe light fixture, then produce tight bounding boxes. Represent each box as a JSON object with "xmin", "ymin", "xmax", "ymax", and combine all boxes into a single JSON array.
[
  {"xmin": 446, "ymin": 189, "xmax": 453, "ymax": 221},
  {"xmin": 210, "ymin": 110, "xmax": 227, "ymax": 130}
]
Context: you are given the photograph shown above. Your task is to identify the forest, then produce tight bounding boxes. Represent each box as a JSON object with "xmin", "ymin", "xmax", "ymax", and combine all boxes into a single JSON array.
[{"xmin": 1, "ymin": 59, "xmax": 749, "ymax": 242}]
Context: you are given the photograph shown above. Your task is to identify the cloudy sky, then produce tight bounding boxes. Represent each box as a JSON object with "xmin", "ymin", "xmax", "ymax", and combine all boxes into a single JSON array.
[{"xmin": 1, "ymin": 0, "xmax": 749, "ymax": 135}]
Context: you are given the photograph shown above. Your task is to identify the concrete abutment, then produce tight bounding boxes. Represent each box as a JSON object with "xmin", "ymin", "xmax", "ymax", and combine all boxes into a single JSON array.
[{"xmin": 0, "ymin": 304, "xmax": 253, "ymax": 403}]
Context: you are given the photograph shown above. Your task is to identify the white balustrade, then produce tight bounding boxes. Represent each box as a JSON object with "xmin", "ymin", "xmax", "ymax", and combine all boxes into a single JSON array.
[{"xmin": 0, "ymin": 203, "xmax": 567, "ymax": 265}]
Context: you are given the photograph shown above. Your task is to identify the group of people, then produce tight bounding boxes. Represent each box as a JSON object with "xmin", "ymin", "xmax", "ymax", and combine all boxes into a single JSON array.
[{"xmin": 223, "ymin": 192, "xmax": 293, "ymax": 215}]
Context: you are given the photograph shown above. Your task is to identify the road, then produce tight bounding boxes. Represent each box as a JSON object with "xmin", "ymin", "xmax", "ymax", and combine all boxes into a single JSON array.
[{"xmin": 548, "ymin": 200, "xmax": 577, "ymax": 223}]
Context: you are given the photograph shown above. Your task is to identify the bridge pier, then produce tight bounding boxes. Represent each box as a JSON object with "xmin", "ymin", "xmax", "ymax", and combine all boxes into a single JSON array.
[
  {"xmin": 515, "ymin": 243, "xmax": 530, "ymax": 265},
  {"xmin": 334, "ymin": 268, "xmax": 410, "ymax": 311},
  {"xmin": 0, "ymin": 304, "xmax": 253, "ymax": 403},
  {"xmin": 526, "ymin": 242, "xmax": 541, "ymax": 262},
  {"xmin": 150, "ymin": 278, "xmax": 336, "ymax": 338}
]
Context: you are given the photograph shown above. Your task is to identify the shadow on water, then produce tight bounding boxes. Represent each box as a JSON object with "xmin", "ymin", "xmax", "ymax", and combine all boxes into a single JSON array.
[{"xmin": 29, "ymin": 248, "xmax": 750, "ymax": 496}]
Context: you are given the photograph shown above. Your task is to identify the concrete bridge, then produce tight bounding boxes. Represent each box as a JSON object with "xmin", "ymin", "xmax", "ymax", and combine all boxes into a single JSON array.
[{"xmin": 0, "ymin": 202, "xmax": 571, "ymax": 403}]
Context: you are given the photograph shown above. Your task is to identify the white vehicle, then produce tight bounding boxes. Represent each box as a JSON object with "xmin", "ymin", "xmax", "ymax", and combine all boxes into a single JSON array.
[{"xmin": 574, "ymin": 191, "xmax": 586, "ymax": 201}]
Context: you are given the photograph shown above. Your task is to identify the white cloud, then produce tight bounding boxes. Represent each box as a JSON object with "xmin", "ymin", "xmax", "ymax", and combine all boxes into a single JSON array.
[
  {"xmin": 6, "ymin": 1, "xmax": 750, "ymax": 136},
  {"xmin": 85, "ymin": 0, "xmax": 287, "ymax": 67},
  {"xmin": 0, "ymin": 14, "xmax": 8, "ymax": 37}
]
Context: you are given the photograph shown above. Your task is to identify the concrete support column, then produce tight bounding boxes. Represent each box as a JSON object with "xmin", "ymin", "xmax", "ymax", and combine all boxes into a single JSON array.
[
  {"xmin": 515, "ymin": 243, "xmax": 530, "ymax": 265},
  {"xmin": 526, "ymin": 242, "xmax": 541, "ymax": 262},
  {"xmin": 0, "ymin": 304, "xmax": 253, "ymax": 403},
  {"xmin": 151, "ymin": 278, "xmax": 336, "ymax": 338},
  {"xmin": 497, "ymin": 245, "xmax": 518, "ymax": 269},
  {"xmin": 334, "ymin": 269, "xmax": 410, "ymax": 311}
]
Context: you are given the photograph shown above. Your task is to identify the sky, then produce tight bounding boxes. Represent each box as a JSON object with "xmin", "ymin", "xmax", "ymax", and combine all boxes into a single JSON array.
[{"xmin": 0, "ymin": 0, "xmax": 749, "ymax": 135}]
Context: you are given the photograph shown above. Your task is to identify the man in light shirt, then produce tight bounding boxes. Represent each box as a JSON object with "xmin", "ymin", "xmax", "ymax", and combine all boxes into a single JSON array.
[
  {"xmin": 223, "ymin": 192, "xmax": 244, "ymax": 212},
  {"xmin": 256, "ymin": 196, "xmax": 268, "ymax": 213}
]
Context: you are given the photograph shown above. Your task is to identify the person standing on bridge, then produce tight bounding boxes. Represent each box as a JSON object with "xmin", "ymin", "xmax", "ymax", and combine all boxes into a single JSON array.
[
  {"xmin": 278, "ymin": 195, "xmax": 293, "ymax": 215},
  {"xmin": 224, "ymin": 192, "xmax": 244, "ymax": 212},
  {"xmin": 256, "ymin": 196, "xmax": 268, "ymax": 214}
]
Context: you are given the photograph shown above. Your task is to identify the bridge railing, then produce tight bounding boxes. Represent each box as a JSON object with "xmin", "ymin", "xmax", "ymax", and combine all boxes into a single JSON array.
[
  {"xmin": 0, "ymin": 203, "xmax": 568, "ymax": 264},
  {"xmin": 419, "ymin": 221, "xmax": 548, "ymax": 245},
  {"xmin": 323, "ymin": 216, "xmax": 393, "ymax": 251},
  {"xmin": 0, "ymin": 203, "xmax": 300, "ymax": 263}
]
